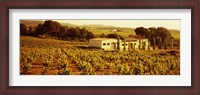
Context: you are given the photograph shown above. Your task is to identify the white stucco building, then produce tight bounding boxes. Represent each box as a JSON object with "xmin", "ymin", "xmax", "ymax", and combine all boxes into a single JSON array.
[
  {"xmin": 125, "ymin": 37, "xmax": 139, "ymax": 50},
  {"xmin": 125, "ymin": 37, "xmax": 149, "ymax": 50},
  {"xmin": 89, "ymin": 38, "xmax": 119, "ymax": 51},
  {"xmin": 89, "ymin": 37, "xmax": 149, "ymax": 51}
]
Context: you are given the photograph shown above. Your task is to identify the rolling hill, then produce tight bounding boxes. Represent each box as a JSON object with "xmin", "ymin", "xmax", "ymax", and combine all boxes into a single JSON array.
[{"xmin": 20, "ymin": 20, "xmax": 180, "ymax": 39}]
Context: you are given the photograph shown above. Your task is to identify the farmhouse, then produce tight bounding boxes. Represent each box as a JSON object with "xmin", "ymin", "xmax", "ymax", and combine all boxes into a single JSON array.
[
  {"xmin": 125, "ymin": 37, "xmax": 139, "ymax": 50},
  {"xmin": 125, "ymin": 36, "xmax": 149, "ymax": 50},
  {"xmin": 89, "ymin": 38, "xmax": 119, "ymax": 51},
  {"xmin": 89, "ymin": 36, "xmax": 149, "ymax": 51}
]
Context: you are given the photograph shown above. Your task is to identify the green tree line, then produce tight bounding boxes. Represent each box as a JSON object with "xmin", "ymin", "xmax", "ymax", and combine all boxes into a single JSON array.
[
  {"xmin": 134, "ymin": 27, "xmax": 179, "ymax": 49},
  {"xmin": 20, "ymin": 20, "xmax": 95, "ymax": 41}
]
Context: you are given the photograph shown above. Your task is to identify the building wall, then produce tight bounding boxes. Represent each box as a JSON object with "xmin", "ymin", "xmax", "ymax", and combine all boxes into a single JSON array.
[
  {"xmin": 119, "ymin": 42, "xmax": 129, "ymax": 51},
  {"xmin": 89, "ymin": 39, "xmax": 118, "ymax": 51},
  {"xmin": 139, "ymin": 39, "xmax": 149, "ymax": 50},
  {"xmin": 129, "ymin": 41, "xmax": 139, "ymax": 50},
  {"xmin": 126, "ymin": 39, "xmax": 149, "ymax": 50},
  {"xmin": 89, "ymin": 38, "xmax": 149, "ymax": 51},
  {"xmin": 101, "ymin": 39, "xmax": 118, "ymax": 51},
  {"xmin": 89, "ymin": 40, "xmax": 102, "ymax": 48}
]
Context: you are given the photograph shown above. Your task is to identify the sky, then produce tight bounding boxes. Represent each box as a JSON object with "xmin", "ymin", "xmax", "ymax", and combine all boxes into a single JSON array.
[{"xmin": 54, "ymin": 20, "xmax": 181, "ymax": 30}]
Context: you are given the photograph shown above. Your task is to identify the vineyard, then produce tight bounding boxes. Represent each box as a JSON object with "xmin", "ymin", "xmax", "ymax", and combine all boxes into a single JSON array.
[{"xmin": 20, "ymin": 36, "xmax": 180, "ymax": 75}]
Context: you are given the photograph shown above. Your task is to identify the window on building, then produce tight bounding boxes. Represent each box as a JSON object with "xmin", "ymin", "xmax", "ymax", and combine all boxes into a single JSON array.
[
  {"xmin": 107, "ymin": 43, "xmax": 110, "ymax": 45},
  {"xmin": 126, "ymin": 44, "xmax": 128, "ymax": 46},
  {"xmin": 103, "ymin": 43, "xmax": 106, "ymax": 46},
  {"xmin": 122, "ymin": 44, "xmax": 124, "ymax": 46}
]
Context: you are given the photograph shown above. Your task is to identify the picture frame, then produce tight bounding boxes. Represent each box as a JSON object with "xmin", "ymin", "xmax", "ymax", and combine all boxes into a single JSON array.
[{"xmin": 0, "ymin": 0, "xmax": 199, "ymax": 95}]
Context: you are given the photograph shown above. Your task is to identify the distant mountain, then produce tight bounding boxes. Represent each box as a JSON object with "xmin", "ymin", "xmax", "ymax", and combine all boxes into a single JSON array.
[
  {"xmin": 84, "ymin": 24, "xmax": 133, "ymax": 30},
  {"xmin": 20, "ymin": 20, "xmax": 134, "ymax": 30},
  {"xmin": 82, "ymin": 24, "xmax": 114, "ymax": 28},
  {"xmin": 59, "ymin": 22, "xmax": 77, "ymax": 27},
  {"xmin": 60, "ymin": 22, "xmax": 133, "ymax": 30}
]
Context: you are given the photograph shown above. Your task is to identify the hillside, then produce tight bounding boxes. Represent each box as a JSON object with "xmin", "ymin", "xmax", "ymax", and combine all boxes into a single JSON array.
[
  {"xmin": 169, "ymin": 29, "xmax": 180, "ymax": 39},
  {"xmin": 20, "ymin": 20, "xmax": 180, "ymax": 39},
  {"xmin": 20, "ymin": 20, "xmax": 133, "ymax": 30},
  {"xmin": 20, "ymin": 36, "xmax": 180, "ymax": 75}
]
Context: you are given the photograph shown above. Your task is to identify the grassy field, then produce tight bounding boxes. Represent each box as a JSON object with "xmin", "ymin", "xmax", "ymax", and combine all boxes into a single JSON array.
[
  {"xmin": 20, "ymin": 36, "xmax": 180, "ymax": 75},
  {"xmin": 169, "ymin": 29, "xmax": 180, "ymax": 39}
]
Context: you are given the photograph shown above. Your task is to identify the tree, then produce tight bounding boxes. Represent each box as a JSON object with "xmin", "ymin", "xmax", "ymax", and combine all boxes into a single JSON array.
[
  {"xmin": 134, "ymin": 27, "xmax": 149, "ymax": 38},
  {"xmin": 86, "ymin": 32, "xmax": 95, "ymax": 41},
  {"xmin": 171, "ymin": 37, "xmax": 174, "ymax": 49},
  {"xmin": 100, "ymin": 33, "xmax": 107, "ymax": 38},
  {"xmin": 134, "ymin": 27, "xmax": 172, "ymax": 49},
  {"xmin": 139, "ymin": 40, "xmax": 141, "ymax": 50},
  {"xmin": 79, "ymin": 28, "xmax": 88, "ymax": 39},
  {"xmin": 59, "ymin": 26, "xmax": 67, "ymax": 40},
  {"xmin": 156, "ymin": 37, "xmax": 162, "ymax": 49},
  {"xmin": 107, "ymin": 33, "xmax": 124, "ymax": 40},
  {"xmin": 123, "ymin": 39, "xmax": 126, "ymax": 51},
  {"xmin": 21, "ymin": 20, "xmax": 96, "ymax": 41},
  {"xmin": 164, "ymin": 39, "xmax": 168, "ymax": 50},
  {"xmin": 156, "ymin": 27, "xmax": 171, "ymax": 44},
  {"xmin": 153, "ymin": 37, "xmax": 156, "ymax": 50},
  {"xmin": 117, "ymin": 37, "xmax": 120, "ymax": 51},
  {"xmin": 107, "ymin": 33, "xmax": 118, "ymax": 38},
  {"xmin": 148, "ymin": 40, "xmax": 151, "ymax": 50},
  {"xmin": 128, "ymin": 34, "xmax": 135, "ymax": 37},
  {"xmin": 42, "ymin": 20, "xmax": 62, "ymax": 33},
  {"xmin": 28, "ymin": 26, "xmax": 32, "ymax": 34},
  {"xmin": 148, "ymin": 27, "xmax": 157, "ymax": 42},
  {"xmin": 35, "ymin": 23, "xmax": 44, "ymax": 35},
  {"xmin": 20, "ymin": 23, "xmax": 27, "ymax": 35},
  {"xmin": 35, "ymin": 20, "xmax": 62, "ymax": 38},
  {"xmin": 60, "ymin": 26, "xmax": 94, "ymax": 41}
]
